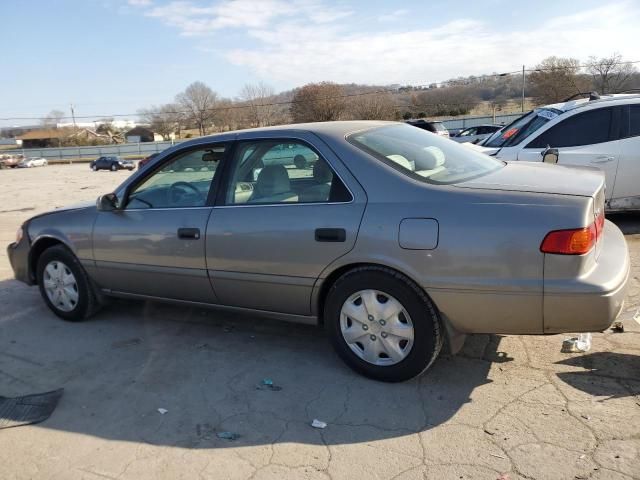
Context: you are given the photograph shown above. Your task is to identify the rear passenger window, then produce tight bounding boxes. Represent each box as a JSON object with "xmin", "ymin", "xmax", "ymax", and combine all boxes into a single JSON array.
[
  {"xmin": 527, "ymin": 108, "xmax": 613, "ymax": 148},
  {"xmin": 630, "ymin": 105, "xmax": 640, "ymax": 137},
  {"xmin": 224, "ymin": 140, "xmax": 351, "ymax": 205}
]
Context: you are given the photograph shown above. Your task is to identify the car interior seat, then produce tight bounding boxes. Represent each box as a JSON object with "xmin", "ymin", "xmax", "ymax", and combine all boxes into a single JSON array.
[
  {"xmin": 300, "ymin": 160, "xmax": 333, "ymax": 202},
  {"xmin": 249, "ymin": 164, "xmax": 298, "ymax": 203}
]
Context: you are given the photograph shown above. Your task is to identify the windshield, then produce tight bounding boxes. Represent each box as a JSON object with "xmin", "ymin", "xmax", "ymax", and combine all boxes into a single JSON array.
[
  {"xmin": 483, "ymin": 108, "xmax": 562, "ymax": 148},
  {"xmin": 348, "ymin": 124, "xmax": 503, "ymax": 185},
  {"xmin": 432, "ymin": 122, "xmax": 447, "ymax": 132}
]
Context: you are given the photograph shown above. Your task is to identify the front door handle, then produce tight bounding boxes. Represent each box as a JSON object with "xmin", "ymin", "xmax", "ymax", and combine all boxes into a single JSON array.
[
  {"xmin": 315, "ymin": 228, "xmax": 346, "ymax": 242},
  {"xmin": 177, "ymin": 227, "xmax": 201, "ymax": 240},
  {"xmin": 592, "ymin": 156, "xmax": 615, "ymax": 164}
]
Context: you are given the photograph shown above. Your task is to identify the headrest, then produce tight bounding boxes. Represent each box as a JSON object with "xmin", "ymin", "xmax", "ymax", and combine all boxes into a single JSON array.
[
  {"xmin": 419, "ymin": 147, "xmax": 446, "ymax": 169},
  {"xmin": 313, "ymin": 160, "xmax": 333, "ymax": 183},
  {"xmin": 256, "ymin": 164, "xmax": 290, "ymax": 196}
]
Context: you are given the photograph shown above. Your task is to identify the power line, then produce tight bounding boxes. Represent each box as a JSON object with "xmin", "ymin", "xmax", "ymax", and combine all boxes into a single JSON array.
[{"xmin": 2, "ymin": 60, "xmax": 639, "ymax": 123}]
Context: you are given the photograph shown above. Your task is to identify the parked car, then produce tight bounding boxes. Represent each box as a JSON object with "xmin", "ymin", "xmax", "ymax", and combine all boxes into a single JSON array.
[
  {"xmin": 469, "ymin": 93, "xmax": 640, "ymax": 211},
  {"xmin": 0, "ymin": 154, "xmax": 25, "ymax": 168},
  {"xmin": 451, "ymin": 125, "xmax": 502, "ymax": 144},
  {"xmin": 90, "ymin": 156, "xmax": 135, "ymax": 171},
  {"xmin": 138, "ymin": 152, "xmax": 159, "ymax": 170},
  {"xmin": 8, "ymin": 121, "xmax": 629, "ymax": 382},
  {"xmin": 18, "ymin": 157, "xmax": 48, "ymax": 168},
  {"xmin": 406, "ymin": 119, "xmax": 450, "ymax": 137}
]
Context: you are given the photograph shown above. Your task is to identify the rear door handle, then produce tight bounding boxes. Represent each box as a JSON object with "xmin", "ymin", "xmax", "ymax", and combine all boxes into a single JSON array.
[
  {"xmin": 177, "ymin": 227, "xmax": 201, "ymax": 240},
  {"xmin": 315, "ymin": 228, "xmax": 346, "ymax": 242},
  {"xmin": 592, "ymin": 156, "xmax": 615, "ymax": 164}
]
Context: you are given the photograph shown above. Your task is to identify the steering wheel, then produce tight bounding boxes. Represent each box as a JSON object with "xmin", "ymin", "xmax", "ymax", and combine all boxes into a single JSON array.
[{"xmin": 168, "ymin": 181, "xmax": 204, "ymax": 206}]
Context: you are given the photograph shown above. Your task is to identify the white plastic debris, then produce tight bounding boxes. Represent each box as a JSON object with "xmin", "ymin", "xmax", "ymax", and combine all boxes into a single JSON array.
[
  {"xmin": 633, "ymin": 309, "xmax": 640, "ymax": 326},
  {"xmin": 311, "ymin": 419, "xmax": 327, "ymax": 429},
  {"xmin": 157, "ymin": 408, "xmax": 168, "ymax": 415},
  {"xmin": 562, "ymin": 333, "xmax": 592, "ymax": 353},
  {"xmin": 576, "ymin": 333, "xmax": 592, "ymax": 351}
]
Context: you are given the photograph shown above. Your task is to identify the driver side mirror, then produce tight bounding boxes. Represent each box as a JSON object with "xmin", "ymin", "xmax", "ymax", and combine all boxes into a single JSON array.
[
  {"xmin": 96, "ymin": 193, "xmax": 119, "ymax": 211},
  {"xmin": 541, "ymin": 146, "xmax": 559, "ymax": 164}
]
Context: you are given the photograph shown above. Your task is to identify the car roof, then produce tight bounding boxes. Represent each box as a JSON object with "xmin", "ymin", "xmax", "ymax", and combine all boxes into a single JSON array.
[
  {"xmin": 182, "ymin": 120, "xmax": 397, "ymax": 146},
  {"xmin": 542, "ymin": 93, "xmax": 640, "ymax": 113}
]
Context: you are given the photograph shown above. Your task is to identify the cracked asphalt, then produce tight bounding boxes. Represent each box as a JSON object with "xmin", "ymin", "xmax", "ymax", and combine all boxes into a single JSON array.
[{"xmin": 0, "ymin": 164, "xmax": 639, "ymax": 480}]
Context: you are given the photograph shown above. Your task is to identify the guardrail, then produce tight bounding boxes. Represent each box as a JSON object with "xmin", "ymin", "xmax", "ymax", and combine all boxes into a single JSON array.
[{"xmin": 1, "ymin": 140, "xmax": 183, "ymax": 163}]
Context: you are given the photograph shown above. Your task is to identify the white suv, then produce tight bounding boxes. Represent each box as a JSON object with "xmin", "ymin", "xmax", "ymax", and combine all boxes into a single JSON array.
[{"xmin": 470, "ymin": 93, "xmax": 640, "ymax": 211}]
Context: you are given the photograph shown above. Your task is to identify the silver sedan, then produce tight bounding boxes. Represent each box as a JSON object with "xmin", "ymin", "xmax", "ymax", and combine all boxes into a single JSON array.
[{"xmin": 7, "ymin": 121, "xmax": 630, "ymax": 382}]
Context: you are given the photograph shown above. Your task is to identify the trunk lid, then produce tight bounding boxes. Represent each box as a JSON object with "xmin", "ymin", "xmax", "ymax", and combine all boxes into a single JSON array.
[{"xmin": 454, "ymin": 161, "xmax": 605, "ymax": 197}]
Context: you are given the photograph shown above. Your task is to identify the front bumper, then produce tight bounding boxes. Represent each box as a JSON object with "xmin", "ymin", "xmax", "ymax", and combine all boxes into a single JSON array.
[
  {"xmin": 7, "ymin": 232, "xmax": 33, "ymax": 285},
  {"xmin": 543, "ymin": 220, "xmax": 630, "ymax": 333}
]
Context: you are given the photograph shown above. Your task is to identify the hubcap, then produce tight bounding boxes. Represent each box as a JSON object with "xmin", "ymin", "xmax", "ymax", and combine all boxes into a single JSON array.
[
  {"xmin": 340, "ymin": 289, "xmax": 414, "ymax": 366},
  {"xmin": 43, "ymin": 261, "xmax": 79, "ymax": 312}
]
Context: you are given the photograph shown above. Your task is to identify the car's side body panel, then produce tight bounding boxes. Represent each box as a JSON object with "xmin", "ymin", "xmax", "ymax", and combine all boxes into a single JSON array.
[{"xmin": 92, "ymin": 208, "xmax": 217, "ymax": 303}]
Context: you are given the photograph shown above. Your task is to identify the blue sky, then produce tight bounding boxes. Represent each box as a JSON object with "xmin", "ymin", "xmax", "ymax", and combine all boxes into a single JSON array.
[{"xmin": 1, "ymin": 0, "xmax": 638, "ymax": 126}]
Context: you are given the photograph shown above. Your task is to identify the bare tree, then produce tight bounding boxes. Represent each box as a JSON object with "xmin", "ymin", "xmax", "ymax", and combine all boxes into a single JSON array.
[
  {"xmin": 290, "ymin": 82, "xmax": 346, "ymax": 123},
  {"xmin": 587, "ymin": 54, "xmax": 637, "ymax": 94},
  {"xmin": 176, "ymin": 81, "xmax": 218, "ymax": 136},
  {"xmin": 412, "ymin": 86, "xmax": 479, "ymax": 117},
  {"xmin": 348, "ymin": 93, "xmax": 397, "ymax": 120},
  {"xmin": 528, "ymin": 57, "xmax": 590, "ymax": 104},
  {"xmin": 213, "ymin": 98, "xmax": 241, "ymax": 132},
  {"xmin": 41, "ymin": 109, "xmax": 65, "ymax": 127},
  {"xmin": 239, "ymin": 82, "xmax": 276, "ymax": 127},
  {"xmin": 138, "ymin": 104, "xmax": 181, "ymax": 140}
]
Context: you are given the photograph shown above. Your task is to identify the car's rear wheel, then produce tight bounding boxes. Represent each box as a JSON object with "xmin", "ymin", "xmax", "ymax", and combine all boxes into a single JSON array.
[
  {"xmin": 36, "ymin": 245, "xmax": 99, "ymax": 322},
  {"xmin": 91, "ymin": 164, "xmax": 97, "ymax": 171},
  {"xmin": 110, "ymin": 164, "xmax": 117, "ymax": 171},
  {"xmin": 325, "ymin": 266, "xmax": 443, "ymax": 382}
]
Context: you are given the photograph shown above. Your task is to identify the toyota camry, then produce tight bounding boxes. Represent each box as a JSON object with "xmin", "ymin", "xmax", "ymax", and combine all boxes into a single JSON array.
[{"xmin": 7, "ymin": 121, "xmax": 630, "ymax": 382}]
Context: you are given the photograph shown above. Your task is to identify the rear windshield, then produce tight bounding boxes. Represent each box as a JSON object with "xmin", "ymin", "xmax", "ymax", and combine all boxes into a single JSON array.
[
  {"xmin": 347, "ymin": 124, "xmax": 504, "ymax": 185},
  {"xmin": 431, "ymin": 122, "xmax": 447, "ymax": 132},
  {"xmin": 483, "ymin": 108, "xmax": 562, "ymax": 148}
]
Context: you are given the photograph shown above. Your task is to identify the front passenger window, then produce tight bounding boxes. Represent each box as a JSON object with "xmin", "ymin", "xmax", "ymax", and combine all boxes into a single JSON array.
[{"xmin": 127, "ymin": 145, "xmax": 226, "ymax": 209}]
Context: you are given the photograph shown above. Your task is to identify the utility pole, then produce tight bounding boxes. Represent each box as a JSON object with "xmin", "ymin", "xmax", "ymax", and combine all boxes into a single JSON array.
[
  {"xmin": 70, "ymin": 103, "xmax": 77, "ymax": 132},
  {"xmin": 521, "ymin": 65, "xmax": 526, "ymax": 112}
]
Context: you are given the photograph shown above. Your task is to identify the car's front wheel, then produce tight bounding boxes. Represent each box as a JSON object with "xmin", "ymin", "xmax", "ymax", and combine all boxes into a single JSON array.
[
  {"xmin": 110, "ymin": 164, "xmax": 117, "ymax": 171},
  {"xmin": 325, "ymin": 266, "xmax": 443, "ymax": 382},
  {"xmin": 91, "ymin": 164, "xmax": 97, "ymax": 171},
  {"xmin": 36, "ymin": 245, "xmax": 99, "ymax": 322}
]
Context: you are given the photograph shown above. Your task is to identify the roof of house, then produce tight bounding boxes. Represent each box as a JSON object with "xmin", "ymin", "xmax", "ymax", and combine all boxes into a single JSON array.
[
  {"xmin": 125, "ymin": 126, "xmax": 155, "ymax": 136},
  {"xmin": 16, "ymin": 128, "xmax": 70, "ymax": 140}
]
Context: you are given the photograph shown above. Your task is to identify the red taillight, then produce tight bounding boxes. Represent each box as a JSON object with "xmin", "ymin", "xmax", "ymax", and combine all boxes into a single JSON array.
[
  {"xmin": 595, "ymin": 209, "xmax": 605, "ymax": 238},
  {"xmin": 541, "ymin": 224, "xmax": 597, "ymax": 255}
]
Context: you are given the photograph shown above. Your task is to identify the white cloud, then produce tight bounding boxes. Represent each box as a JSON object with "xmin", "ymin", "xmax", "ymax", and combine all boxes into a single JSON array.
[
  {"xmin": 226, "ymin": 2, "xmax": 640, "ymax": 86},
  {"xmin": 128, "ymin": 0, "xmax": 152, "ymax": 6},
  {"xmin": 140, "ymin": 0, "xmax": 639, "ymax": 87},
  {"xmin": 145, "ymin": 0, "xmax": 352, "ymax": 36}
]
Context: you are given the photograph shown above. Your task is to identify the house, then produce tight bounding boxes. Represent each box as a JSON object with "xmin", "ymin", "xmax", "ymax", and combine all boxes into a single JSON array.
[
  {"xmin": 17, "ymin": 128, "xmax": 115, "ymax": 148},
  {"xmin": 125, "ymin": 126, "xmax": 166, "ymax": 143}
]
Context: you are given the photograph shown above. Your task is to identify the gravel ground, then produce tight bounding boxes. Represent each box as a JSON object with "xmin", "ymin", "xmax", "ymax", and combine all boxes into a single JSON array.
[{"xmin": 0, "ymin": 164, "xmax": 638, "ymax": 480}]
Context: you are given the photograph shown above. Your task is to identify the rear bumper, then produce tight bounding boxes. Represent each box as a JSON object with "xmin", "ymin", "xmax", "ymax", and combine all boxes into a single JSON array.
[
  {"xmin": 543, "ymin": 220, "xmax": 630, "ymax": 333},
  {"xmin": 6, "ymin": 233, "xmax": 33, "ymax": 285}
]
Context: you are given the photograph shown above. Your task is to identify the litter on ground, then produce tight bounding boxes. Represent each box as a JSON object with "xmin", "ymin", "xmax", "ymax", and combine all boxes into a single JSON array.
[{"xmin": 311, "ymin": 419, "xmax": 327, "ymax": 429}]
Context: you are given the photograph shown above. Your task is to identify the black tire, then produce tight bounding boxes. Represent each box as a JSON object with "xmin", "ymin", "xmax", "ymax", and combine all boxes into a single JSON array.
[
  {"xmin": 110, "ymin": 164, "xmax": 117, "ymax": 171},
  {"xmin": 91, "ymin": 164, "xmax": 97, "ymax": 171},
  {"xmin": 36, "ymin": 245, "xmax": 99, "ymax": 322},
  {"xmin": 324, "ymin": 266, "xmax": 443, "ymax": 382}
]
